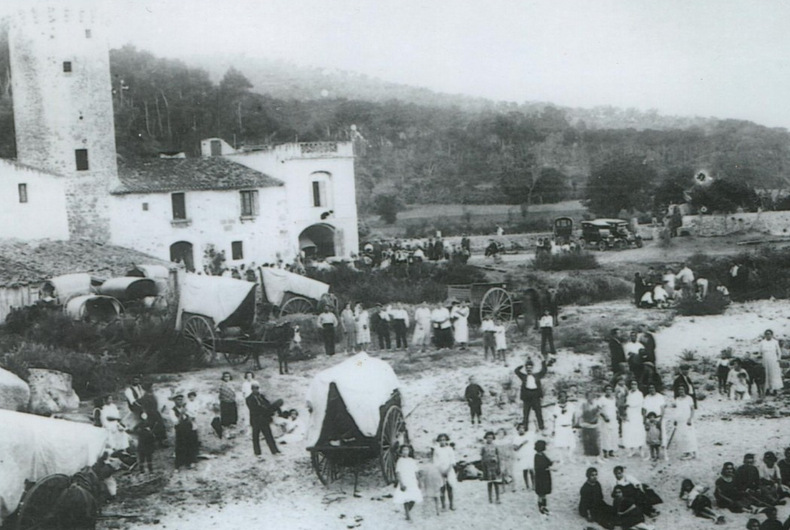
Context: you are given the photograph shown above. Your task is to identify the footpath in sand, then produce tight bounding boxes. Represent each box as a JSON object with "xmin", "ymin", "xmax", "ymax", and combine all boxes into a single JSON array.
[{"xmin": 104, "ymin": 298, "xmax": 790, "ymax": 530}]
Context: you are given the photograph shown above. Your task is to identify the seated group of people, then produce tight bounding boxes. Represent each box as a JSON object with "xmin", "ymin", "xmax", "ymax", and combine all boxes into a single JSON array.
[
  {"xmin": 635, "ymin": 263, "xmax": 730, "ymax": 309},
  {"xmin": 579, "ymin": 465, "xmax": 663, "ymax": 530},
  {"xmin": 714, "ymin": 451, "xmax": 790, "ymax": 514}
]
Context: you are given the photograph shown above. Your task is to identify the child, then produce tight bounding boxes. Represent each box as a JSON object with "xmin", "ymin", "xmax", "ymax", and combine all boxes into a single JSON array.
[
  {"xmin": 716, "ymin": 351, "xmax": 732, "ymax": 395},
  {"xmin": 493, "ymin": 319, "xmax": 507, "ymax": 365},
  {"xmin": 757, "ymin": 507, "xmax": 783, "ymax": 530},
  {"xmin": 551, "ymin": 392, "xmax": 576, "ymax": 464},
  {"xmin": 645, "ymin": 412, "xmax": 662, "ymax": 462},
  {"xmin": 431, "ymin": 433, "xmax": 457, "ymax": 510},
  {"xmin": 512, "ymin": 422, "xmax": 536, "ymax": 491},
  {"xmin": 464, "ymin": 377, "xmax": 484, "ymax": 425},
  {"xmin": 495, "ymin": 427, "xmax": 514, "ymax": 492},
  {"xmin": 534, "ymin": 439, "xmax": 554, "ymax": 515},
  {"xmin": 680, "ymin": 479, "xmax": 726, "ymax": 524},
  {"xmin": 480, "ymin": 431, "xmax": 502, "ymax": 504},
  {"xmin": 481, "ymin": 315, "xmax": 496, "ymax": 361},
  {"xmin": 286, "ymin": 324, "xmax": 302, "ymax": 370},
  {"xmin": 393, "ymin": 444, "xmax": 422, "ymax": 521},
  {"xmin": 133, "ymin": 412, "xmax": 156, "ymax": 473},
  {"xmin": 418, "ymin": 462, "xmax": 442, "ymax": 516}
]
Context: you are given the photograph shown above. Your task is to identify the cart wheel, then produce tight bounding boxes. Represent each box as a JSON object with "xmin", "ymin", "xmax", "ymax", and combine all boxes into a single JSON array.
[
  {"xmin": 379, "ymin": 406, "xmax": 408, "ymax": 485},
  {"xmin": 279, "ymin": 296, "xmax": 314, "ymax": 317},
  {"xmin": 182, "ymin": 315, "xmax": 216, "ymax": 365},
  {"xmin": 480, "ymin": 287, "xmax": 514, "ymax": 325},
  {"xmin": 15, "ymin": 474, "xmax": 70, "ymax": 530},
  {"xmin": 311, "ymin": 451, "xmax": 338, "ymax": 485}
]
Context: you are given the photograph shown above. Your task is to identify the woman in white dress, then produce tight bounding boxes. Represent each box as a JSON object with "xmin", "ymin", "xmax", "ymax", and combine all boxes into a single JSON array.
[
  {"xmin": 597, "ymin": 384, "xmax": 619, "ymax": 458},
  {"xmin": 760, "ymin": 329, "xmax": 784, "ymax": 396},
  {"xmin": 354, "ymin": 303, "xmax": 371, "ymax": 349},
  {"xmin": 450, "ymin": 301, "xmax": 470, "ymax": 349},
  {"xmin": 552, "ymin": 392, "xmax": 577, "ymax": 463},
  {"xmin": 622, "ymin": 381, "xmax": 646, "ymax": 457},
  {"xmin": 412, "ymin": 302, "xmax": 433, "ymax": 352},
  {"xmin": 393, "ymin": 444, "xmax": 422, "ymax": 521},
  {"xmin": 673, "ymin": 385, "xmax": 698, "ymax": 459},
  {"xmin": 100, "ymin": 395, "xmax": 130, "ymax": 451}
]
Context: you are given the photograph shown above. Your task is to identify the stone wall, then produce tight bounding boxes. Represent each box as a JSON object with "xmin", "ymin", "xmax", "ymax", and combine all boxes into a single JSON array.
[{"xmin": 682, "ymin": 211, "xmax": 790, "ymax": 237}]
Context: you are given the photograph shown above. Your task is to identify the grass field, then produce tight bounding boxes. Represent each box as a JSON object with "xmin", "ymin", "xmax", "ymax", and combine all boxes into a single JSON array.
[{"xmin": 363, "ymin": 200, "xmax": 588, "ymax": 237}]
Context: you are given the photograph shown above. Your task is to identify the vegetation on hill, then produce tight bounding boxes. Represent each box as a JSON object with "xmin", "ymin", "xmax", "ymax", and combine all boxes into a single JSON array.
[{"xmin": 1, "ymin": 40, "xmax": 790, "ymax": 217}]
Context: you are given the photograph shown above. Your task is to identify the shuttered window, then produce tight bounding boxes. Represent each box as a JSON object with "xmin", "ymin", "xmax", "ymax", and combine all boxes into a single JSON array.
[
  {"xmin": 240, "ymin": 190, "xmax": 259, "ymax": 217},
  {"xmin": 171, "ymin": 192, "xmax": 186, "ymax": 220}
]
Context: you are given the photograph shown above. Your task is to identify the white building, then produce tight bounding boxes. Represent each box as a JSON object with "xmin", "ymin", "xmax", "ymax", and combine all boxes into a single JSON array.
[{"xmin": 1, "ymin": 5, "xmax": 360, "ymax": 268}]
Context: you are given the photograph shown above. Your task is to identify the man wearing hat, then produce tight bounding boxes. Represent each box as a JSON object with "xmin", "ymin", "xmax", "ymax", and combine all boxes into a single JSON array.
[
  {"xmin": 514, "ymin": 358, "xmax": 547, "ymax": 431},
  {"xmin": 246, "ymin": 383, "xmax": 282, "ymax": 457},
  {"xmin": 672, "ymin": 365, "xmax": 698, "ymax": 409},
  {"xmin": 124, "ymin": 375, "xmax": 145, "ymax": 419}
]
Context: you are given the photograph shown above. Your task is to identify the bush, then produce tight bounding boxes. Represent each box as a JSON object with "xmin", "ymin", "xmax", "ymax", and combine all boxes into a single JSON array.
[
  {"xmin": 556, "ymin": 274, "xmax": 632, "ymax": 306},
  {"xmin": 676, "ymin": 291, "xmax": 730, "ymax": 316},
  {"xmin": 532, "ymin": 251, "xmax": 599, "ymax": 271}
]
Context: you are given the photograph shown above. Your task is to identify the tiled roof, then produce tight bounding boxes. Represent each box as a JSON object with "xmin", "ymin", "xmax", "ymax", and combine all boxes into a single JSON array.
[{"xmin": 113, "ymin": 157, "xmax": 282, "ymax": 195}]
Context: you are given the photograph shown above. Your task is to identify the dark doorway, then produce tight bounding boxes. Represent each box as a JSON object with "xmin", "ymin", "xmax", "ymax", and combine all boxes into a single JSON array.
[{"xmin": 170, "ymin": 241, "xmax": 194, "ymax": 271}]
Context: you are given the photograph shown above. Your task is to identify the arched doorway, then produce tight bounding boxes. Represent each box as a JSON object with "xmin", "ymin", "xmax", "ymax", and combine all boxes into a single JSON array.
[
  {"xmin": 170, "ymin": 241, "xmax": 194, "ymax": 272},
  {"xmin": 299, "ymin": 224, "xmax": 335, "ymax": 259}
]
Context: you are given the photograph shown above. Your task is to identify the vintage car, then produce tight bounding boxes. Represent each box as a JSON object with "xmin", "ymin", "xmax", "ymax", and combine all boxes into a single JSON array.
[{"xmin": 579, "ymin": 219, "xmax": 643, "ymax": 251}]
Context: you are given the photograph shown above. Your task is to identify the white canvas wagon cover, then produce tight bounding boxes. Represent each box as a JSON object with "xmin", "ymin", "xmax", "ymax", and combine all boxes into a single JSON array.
[
  {"xmin": 176, "ymin": 273, "xmax": 256, "ymax": 329},
  {"xmin": 259, "ymin": 267, "xmax": 329, "ymax": 307},
  {"xmin": 305, "ymin": 352, "xmax": 401, "ymax": 447},
  {"xmin": 0, "ymin": 410, "xmax": 108, "ymax": 524}
]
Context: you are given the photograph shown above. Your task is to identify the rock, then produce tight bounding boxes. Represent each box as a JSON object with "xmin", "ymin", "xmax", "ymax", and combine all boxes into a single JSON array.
[
  {"xmin": 27, "ymin": 369, "xmax": 80, "ymax": 415},
  {"xmin": 0, "ymin": 367, "xmax": 30, "ymax": 411}
]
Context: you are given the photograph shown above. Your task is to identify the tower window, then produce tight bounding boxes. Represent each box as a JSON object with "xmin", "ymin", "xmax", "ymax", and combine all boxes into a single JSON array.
[
  {"xmin": 231, "ymin": 241, "xmax": 244, "ymax": 260},
  {"xmin": 312, "ymin": 181, "xmax": 327, "ymax": 207},
  {"xmin": 171, "ymin": 193, "xmax": 186, "ymax": 220},
  {"xmin": 63, "ymin": 61, "xmax": 72, "ymax": 73},
  {"xmin": 75, "ymin": 149, "xmax": 89, "ymax": 171},
  {"xmin": 85, "ymin": 29, "xmax": 92, "ymax": 38},
  {"xmin": 18, "ymin": 184, "xmax": 28, "ymax": 203}
]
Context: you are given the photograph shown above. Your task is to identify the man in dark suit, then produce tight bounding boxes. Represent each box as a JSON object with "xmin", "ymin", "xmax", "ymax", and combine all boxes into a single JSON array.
[
  {"xmin": 639, "ymin": 324, "xmax": 657, "ymax": 365},
  {"xmin": 608, "ymin": 328, "xmax": 626, "ymax": 372},
  {"xmin": 246, "ymin": 383, "xmax": 281, "ymax": 457},
  {"xmin": 514, "ymin": 359, "xmax": 547, "ymax": 431},
  {"xmin": 672, "ymin": 364, "xmax": 698, "ymax": 409}
]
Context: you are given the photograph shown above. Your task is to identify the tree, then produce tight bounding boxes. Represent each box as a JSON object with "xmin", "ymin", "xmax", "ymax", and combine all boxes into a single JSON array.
[
  {"xmin": 689, "ymin": 179, "xmax": 760, "ymax": 213},
  {"xmin": 585, "ymin": 156, "xmax": 658, "ymax": 217},
  {"xmin": 653, "ymin": 167, "xmax": 694, "ymax": 213},
  {"xmin": 373, "ymin": 193, "xmax": 403, "ymax": 224}
]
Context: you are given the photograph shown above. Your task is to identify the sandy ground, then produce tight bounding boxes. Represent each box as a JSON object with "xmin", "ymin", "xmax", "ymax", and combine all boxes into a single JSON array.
[{"xmin": 96, "ymin": 293, "xmax": 790, "ymax": 530}]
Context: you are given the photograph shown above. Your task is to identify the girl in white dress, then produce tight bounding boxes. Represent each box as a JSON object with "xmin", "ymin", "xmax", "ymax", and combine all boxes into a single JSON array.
[
  {"xmin": 673, "ymin": 385, "xmax": 698, "ymax": 459},
  {"xmin": 512, "ymin": 422, "xmax": 536, "ymax": 490},
  {"xmin": 552, "ymin": 392, "xmax": 577, "ymax": 463},
  {"xmin": 622, "ymin": 381, "xmax": 646, "ymax": 457},
  {"xmin": 354, "ymin": 304, "xmax": 371, "ymax": 349},
  {"xmin": 494, "ymin": 320, "xmax": 507, "ymax": 365},
  {"xmin": 760, "ymin": 329, "xmax": 784, "ymax": 396},
  {"xmin": 100, "ymin": 395, "xmax": 130, "ymax": 451},
  {"xmin": 431, "ymin": 434, "xmax": 457, "ymax": 510},
  {"xmin": 393, "ymin": 444, "xmax": 422, "ymax": 521}
]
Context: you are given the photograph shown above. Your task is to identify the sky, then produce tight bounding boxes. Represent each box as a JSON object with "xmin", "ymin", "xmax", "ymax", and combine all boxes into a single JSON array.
[{"xmin": 7, "ymin": 0, "xmax": 790, "ymax": 128}]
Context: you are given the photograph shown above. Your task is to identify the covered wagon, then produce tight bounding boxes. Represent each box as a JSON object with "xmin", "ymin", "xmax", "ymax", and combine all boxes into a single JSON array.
[
  {"xmin": 258, "ymin": 267, "xmax": 336, "ymax": 317},
  {"xmin": 306, "ymin": 352, "xmax": 408, "ymax": 487},
  {"xmin": 38, "ymin": 273, "xmax": 95, "ymax": 305},
  {"xmin": 0, "ymin": 410, "xmax": 109, "ymax": 528},
  {"xmin": 63, "ymin": 294, "xmax": 124, "ymax": 324}
]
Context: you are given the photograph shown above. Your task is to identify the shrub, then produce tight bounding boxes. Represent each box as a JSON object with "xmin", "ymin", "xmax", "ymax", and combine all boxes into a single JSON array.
[
  {"xmin": 680, "ymin": 349, "xmax": 698, "ymax": 362},
  {"xmin": 556, "ymin": 275, "xmax": 632, "ymax": 306},
  {"xmin": 676, "ymin": 290, "xmax": 730, "ymax": 316},
  {"xmin": 532, "ymin": 251, "xmax": 599, "ymax": 271}
]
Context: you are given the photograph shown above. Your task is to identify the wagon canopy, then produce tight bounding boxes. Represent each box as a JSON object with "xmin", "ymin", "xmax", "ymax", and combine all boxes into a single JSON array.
[
  {"xmin": 39, "ymin": 273, "xmax": 94, "ymax": 304},
  {"xmin": 64, "ymin": 294, "xmax": 123, "ymax": 321},
  {"xmin": 176, "ymin": 274, "xmax": 256, "ymax": 330},
  {"xmin": 97, "ymin": 277, "xmax": 158, "ymax": 301},
  {"xmin": 259, "ymin": 267, "xmax": 329, "ymax": 306},
  {"xmin": 0, "ymin": 410, "xmax": 108, "ymax": 525},
  {"xmin": 306, "ymin": 352, "xmax": 401, "ymax": 447}
]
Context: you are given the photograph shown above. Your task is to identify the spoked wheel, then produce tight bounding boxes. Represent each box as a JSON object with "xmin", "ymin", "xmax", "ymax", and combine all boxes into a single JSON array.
[
  {"xmin": 311, "ymin": 451, "xmax": 339, "ymax": 486},
  {"xmin": 379, "ymin": 406, "xmax": 408, "ymax": 485},
  {"xmin": 597, "ymin": 240, "xmax": 607, "ymax": 251},
  {"xmin": 15, "ymin": 473, "xmax": 70, "ymax": 530},
  {"xmin": 182, "ymin": 315, "xmax": 216, "ymax": 365},
  {"xmin": 279, "ymin": 296, "xmax": 314, "ymax": 317},
  {"xmin": 480, "ymin": 287, "xmax": 514, "ymax": 325}
]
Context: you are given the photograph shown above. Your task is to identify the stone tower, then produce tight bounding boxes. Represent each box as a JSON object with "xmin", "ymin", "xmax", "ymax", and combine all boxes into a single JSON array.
[{"xmin": 8, "ymin": 4, "xmax": 118, "ymax": 242}]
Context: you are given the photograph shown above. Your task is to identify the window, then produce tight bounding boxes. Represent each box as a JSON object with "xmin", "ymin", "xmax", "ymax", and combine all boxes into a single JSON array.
[
  {"xmin": 75, "ymin": 149, "xmax": 88, "ymax": 171},
  {"xmin": 63, "ymin": 61, "xmax": 72, "ymax": 73},
  {"xmin": 171, "ymin": 193, "xmax": 186, "ymax": 220},
  {"xmin": 18, "ymin": 184, "xmax": 27, "ymax": 203},
  {"xmin": 85, "ymin": 29, "xmax": 92, "ymax": 38},
  {"xmin": 142, "ymin": 202, "xmax": 149, "ymax": 211},
  {"xmin": 231, "ymin": 241, "xmax": 244, "ymax": 260},
  {"xmin": 240, "ymin": 190, "xmax": 259, "ymax": 217},
  {"xmin": 312, "ymin": 180, "xmax": 327, "ymax": 207}
]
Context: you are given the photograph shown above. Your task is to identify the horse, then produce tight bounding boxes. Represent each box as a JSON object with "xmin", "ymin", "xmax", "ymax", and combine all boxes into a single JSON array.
[{"xmin": 52, "ymin": 454, "xmax": 126, "ymax": 529}]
